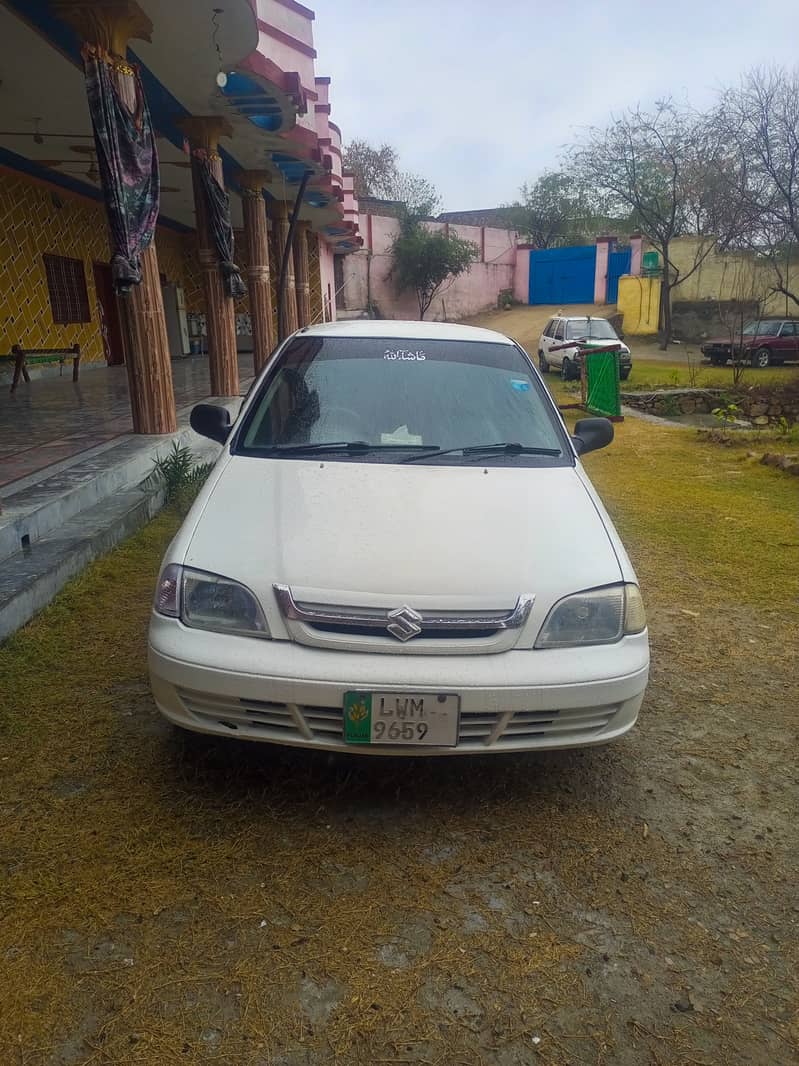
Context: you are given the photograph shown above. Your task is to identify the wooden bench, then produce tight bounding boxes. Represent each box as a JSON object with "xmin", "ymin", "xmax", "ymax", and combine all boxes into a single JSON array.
[{"xmin": 1, "ymin": 344, "xmax": 81, "ymax": 393}]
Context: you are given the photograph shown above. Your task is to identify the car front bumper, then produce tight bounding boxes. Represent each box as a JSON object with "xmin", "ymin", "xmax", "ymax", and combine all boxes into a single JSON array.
[{"xmin": 148, "ymin": 616, "xmax": 649, "ymax": 755}]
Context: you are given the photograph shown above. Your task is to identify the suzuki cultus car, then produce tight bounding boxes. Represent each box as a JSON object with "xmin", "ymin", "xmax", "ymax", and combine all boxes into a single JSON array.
[{"xmin": 149, "ymin": 321, "xmax": 649, "ymax": 755}]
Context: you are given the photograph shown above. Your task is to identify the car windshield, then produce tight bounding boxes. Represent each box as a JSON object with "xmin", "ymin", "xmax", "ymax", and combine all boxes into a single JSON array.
[
  {"xmin": 564, "ymin": 318, "xmax": 618, "ymax": 341},
  {"xmin": 741, "ymin": 320, "xmax": 781, "ymax": 336},
  {"xmin": 235, "ymin": 336, "xmax": 570, "ymax": 465}
]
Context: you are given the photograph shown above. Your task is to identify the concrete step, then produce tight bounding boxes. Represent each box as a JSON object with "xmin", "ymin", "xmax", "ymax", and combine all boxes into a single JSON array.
[
  {"xmin": 0, "ymin": 397, "xmax": 239, "ymax": 566},
  {"xmin": 0, "ymin": 485, "xmax": 165, "ymax": 643}
]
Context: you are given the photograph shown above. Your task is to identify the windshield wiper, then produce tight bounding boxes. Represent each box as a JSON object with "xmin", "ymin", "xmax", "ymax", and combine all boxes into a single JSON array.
[
  {"xmin": 403, "ymin": 443, "xmax": 562, "ymax": 463},
  {"xmin": 261, "ymin": 441, "xmax": 432, "ymax": 456}
]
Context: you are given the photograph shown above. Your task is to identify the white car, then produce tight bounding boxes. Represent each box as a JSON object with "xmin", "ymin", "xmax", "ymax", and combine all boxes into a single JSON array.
[
  {"xmin": 149, "ymin": 321, "xmax": 649, "ymax": 755},
  {"xmin": 538, "ymin": 315, "xmax": 632, "ymax": 381}
]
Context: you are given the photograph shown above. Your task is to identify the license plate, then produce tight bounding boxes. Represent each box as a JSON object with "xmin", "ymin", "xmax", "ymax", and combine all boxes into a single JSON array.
[{"xmin": 343, "ymin": 691, "xmax": 460, "ymax": 747}]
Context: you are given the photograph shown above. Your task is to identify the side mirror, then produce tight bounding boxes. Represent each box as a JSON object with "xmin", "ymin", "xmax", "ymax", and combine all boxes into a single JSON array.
[
  {"xmin": 190, "ymin": 403, "xmax": 231, "ymax": 444},
  {"xmin": 572, "ymin": 417, "xmax": 614, "ymax": 456}
]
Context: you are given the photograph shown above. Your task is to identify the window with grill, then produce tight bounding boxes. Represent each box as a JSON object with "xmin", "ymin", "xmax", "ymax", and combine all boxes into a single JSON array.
[{"xmin": 42, "ymin": 254, "xmax": 90, "ymax": 325}]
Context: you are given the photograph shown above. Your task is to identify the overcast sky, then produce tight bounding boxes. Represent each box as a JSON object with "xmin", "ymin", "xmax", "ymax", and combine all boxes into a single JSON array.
[{"xmin": 313, "ymin": 0, "xmax": 798, "ymax": 212}]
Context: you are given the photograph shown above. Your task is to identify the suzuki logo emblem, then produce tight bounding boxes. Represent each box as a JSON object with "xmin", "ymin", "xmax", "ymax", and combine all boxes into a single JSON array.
[{"xmin": 386, "ymin": 605, "xmax": 423, "ymax": 642}]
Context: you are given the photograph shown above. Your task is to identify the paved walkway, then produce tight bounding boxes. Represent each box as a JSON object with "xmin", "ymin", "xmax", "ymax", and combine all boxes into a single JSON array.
[{"xmin": 0, "ymin": 353, "xmax": 254, "ymax": 488}]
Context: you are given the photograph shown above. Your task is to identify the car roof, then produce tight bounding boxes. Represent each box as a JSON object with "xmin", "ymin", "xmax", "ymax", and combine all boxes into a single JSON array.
[{"xmin": 295, "ymin": 320, "xmax": 515, "ymax": 344}]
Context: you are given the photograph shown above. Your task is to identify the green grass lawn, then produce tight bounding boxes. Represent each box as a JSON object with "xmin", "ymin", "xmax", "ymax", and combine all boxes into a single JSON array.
[
  {"xmin": 622, "ymin": 359, "xmax": 797, "ymax": 391},
  {"xmin": 623, "ymin": 338, "xmax": 799, "ymax": 391}
]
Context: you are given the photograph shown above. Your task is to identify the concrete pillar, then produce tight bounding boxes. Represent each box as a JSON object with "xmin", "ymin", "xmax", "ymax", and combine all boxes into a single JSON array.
[
  {"xmin": 239, "ymin": 171, "xmax": 275, "ymax": 374},
  {"xmin": 180, "ymin": 116, "xmax": 239, "ymax": 397},
  {"xmin": 630, "ymin": 234, "xmax": 643, "ymax": 277},
  {"xmin": 275, "ymin": 200, "xmax": 299, "ymax": 337},
  {"xmin": 594, "ymin": 236, "xmax": 614, "ymax": 305},
  {"xmin": 294, "ymin": 221, "xmax": 312, "ymax": 328},
  {"xmin": 54, "ymin": 0, "xmax": 176, "ymax": 433}
]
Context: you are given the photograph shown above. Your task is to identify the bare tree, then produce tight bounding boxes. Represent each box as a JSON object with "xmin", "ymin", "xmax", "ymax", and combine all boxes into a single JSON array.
[
  {"xmin": 343, "ymin": 140, "xmax": 398, "ymax": 201},
  {"xmin": 573, "ymin": 101, "xmax": 746, "ymax": 347},
  {"xmin": 501, "ymin": 171, "xmax": 589, "ymax": 248},
  {"xmin": 343, "ymin": 139, "xmax": 441, "ymax": 216},
  {"xmin": 715, "ymin": 257, "xmax": 769, "ymax": 385},
  {"xmin": 716, "ymin": 67, "xmax": 799, "ymax": 310}
]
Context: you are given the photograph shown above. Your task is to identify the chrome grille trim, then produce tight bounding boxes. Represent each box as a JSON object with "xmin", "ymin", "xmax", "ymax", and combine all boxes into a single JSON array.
[
  {"xmin": 177, "ymin": 690, "xmax": 619, "ymax": 748},
  {"xmin": 273, "ymin": 585, "xmax": 534, "ymax": 635}
]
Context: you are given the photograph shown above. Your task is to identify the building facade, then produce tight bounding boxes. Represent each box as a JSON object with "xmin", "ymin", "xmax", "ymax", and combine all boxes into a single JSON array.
[{"xmin": 0, "ymin": 0, "xmax": 360, "ymax": 429}]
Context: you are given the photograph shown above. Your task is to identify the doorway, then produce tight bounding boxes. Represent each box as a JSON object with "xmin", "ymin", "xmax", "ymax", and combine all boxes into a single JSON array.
[{"xmin": 92, "ymin": 262, "xmax": 125, "ymax": 365}]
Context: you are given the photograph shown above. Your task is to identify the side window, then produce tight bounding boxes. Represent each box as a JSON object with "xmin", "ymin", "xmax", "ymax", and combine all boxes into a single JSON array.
[
  {"xmin": 553, "ymin": 321, "xmax": 564, "ymax": 341},
  {"xmin": 543, "ymin": 319, "xmax": 554, "ymax": 337},
  {"xmin": 781, "ymin": 321, "xmax": 797, "ymax": 336}
]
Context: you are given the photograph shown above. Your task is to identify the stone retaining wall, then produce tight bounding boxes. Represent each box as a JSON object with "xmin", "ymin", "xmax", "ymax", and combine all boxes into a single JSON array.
[{"xmin": 621, "ymin": 386, "xmax": 799, "ymax": 425}]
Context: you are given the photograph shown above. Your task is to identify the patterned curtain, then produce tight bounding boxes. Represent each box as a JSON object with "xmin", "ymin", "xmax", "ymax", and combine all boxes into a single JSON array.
[
  {"xmin": 81, "ymin": 44, "xmax": 159, "ymax": 294},
  {"xmin": 196, "ymin": 155, "xmax": 246, "ymax": 299}
]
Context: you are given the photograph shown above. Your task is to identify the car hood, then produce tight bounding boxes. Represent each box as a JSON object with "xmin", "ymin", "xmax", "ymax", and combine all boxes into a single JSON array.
[
  {"xmin": 703, "ymin": 334, "xmax": 747, "ymax": 345},
  {"xmin": 182, "ymin": 457, "xmax": 622, "ymax": 620}
]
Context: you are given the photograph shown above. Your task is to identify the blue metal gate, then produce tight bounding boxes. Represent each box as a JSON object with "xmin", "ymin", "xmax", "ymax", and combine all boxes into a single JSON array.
[
  {"xmin": 606, "ymin": 247, "xmax": 631, "ymax": 305},
  {"xmin": 528, "ymin": 245, "xmax": 596, "ymax": 305}
]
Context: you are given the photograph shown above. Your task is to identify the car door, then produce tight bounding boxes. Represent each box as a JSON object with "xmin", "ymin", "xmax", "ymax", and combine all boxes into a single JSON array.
[
  {"xmin": 548, "ymin": 320, "xmax": 565, "ymax": 368},
  {"xmin": 778, "ymin": 321, "xmax": 799, "ymax": 362},
  {"xmin": 540, "ymin": 318, "xmax": 554, "ymax": 357}
]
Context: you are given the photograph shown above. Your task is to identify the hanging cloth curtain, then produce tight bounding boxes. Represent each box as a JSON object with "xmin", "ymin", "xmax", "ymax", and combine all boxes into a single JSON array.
[
  {"xmin": 82, "ymin": 44, "xmax": 160, "ymax": 294},
  {"xmin": 196, "ymin": 155, "xmax": 246, "ymax": 298}
]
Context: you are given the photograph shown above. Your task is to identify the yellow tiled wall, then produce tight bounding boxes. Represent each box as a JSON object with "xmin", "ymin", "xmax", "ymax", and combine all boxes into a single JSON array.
[
  {"xmin": 0, "ymin": 169, "xmax": 111, "ymax": 363},
  {"xmin": 0, "ymin": 169, "xmax": 205, "ymax": 363}
]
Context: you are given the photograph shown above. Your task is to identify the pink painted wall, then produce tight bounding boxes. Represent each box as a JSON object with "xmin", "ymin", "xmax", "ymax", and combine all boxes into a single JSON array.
[
  {"xmin": 343, "ymin": 214, "xmax": 516, "ymax": 321},
  {"xmin": 514, "ymin": 245, "xmax": 532, "ymax": 303},
  {"xmin": 342, "ymin": 172, "xmax": 358, "ymax": 225},
  {"xmin": 256, "ymin": 0, "xmax": 315, "ymax": 47}
]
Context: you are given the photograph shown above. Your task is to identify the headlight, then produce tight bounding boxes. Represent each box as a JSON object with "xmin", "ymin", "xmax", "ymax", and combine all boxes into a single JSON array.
[
  {"xmin": 535, "ymin": 584, "xmax": 646, "ymax": 648},
  {"xmin": 154, "ymin": 565, "xmax": 269, "ymax": 637}
]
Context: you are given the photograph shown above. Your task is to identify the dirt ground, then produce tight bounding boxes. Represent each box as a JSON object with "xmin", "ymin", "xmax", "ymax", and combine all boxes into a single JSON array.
[{"xmin": 2, "ymin": 352, "xmax": 799, "ymax": 1065}]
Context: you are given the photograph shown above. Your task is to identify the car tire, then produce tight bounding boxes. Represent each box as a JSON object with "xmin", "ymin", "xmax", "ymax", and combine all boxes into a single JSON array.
[
  {"xmin": 561, "ymin": 357, "xmax": 574, "ymax": 381},
  {"xmin": 619, "ymin": 368, "xmax": 631, "ymax": 381},
  {"xmin": 538, "ymin": 351, "xmax": 550, "ymax": 373},
  {"xmin": 751, "ymin": 346, "xmax": 771, "ymax": 369}
]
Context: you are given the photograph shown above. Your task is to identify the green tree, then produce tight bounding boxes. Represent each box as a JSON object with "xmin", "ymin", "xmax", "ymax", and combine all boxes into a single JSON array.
[{"xmin": 390, "ymin": 214, "xmax": 478, "ymax": 319}]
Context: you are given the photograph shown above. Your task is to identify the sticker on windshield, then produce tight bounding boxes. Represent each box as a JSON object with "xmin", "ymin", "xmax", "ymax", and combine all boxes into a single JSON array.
[
  {"xmin": 384, "ymin": 349, "xmax": 426, "ymax": 361},
  {"xmin": 381, "ymin": 426, "xmax": 423, "ymax": 446},
  {"xmin": 510, "ymin": 378, "xmax": 531, "ymax": 392}
]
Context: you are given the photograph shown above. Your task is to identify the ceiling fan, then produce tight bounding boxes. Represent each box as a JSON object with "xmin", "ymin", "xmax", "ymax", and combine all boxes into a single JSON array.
[
  {"xmin": 0, "ymin": 119, "xmax": 94, "ymax": 145},
  {"xmin": 37, "ymin": 146, "xmax": 180, "ymax": 191}
]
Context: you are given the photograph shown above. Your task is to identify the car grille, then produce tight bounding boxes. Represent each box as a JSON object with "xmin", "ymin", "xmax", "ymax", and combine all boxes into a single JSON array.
[
  {"xmin": 177, "ymin": 690, "xmax": 619, "ymax": 749},
  {"xmin": 273, "ymin": 585, "xmax": 534, "ymax": 655}
]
